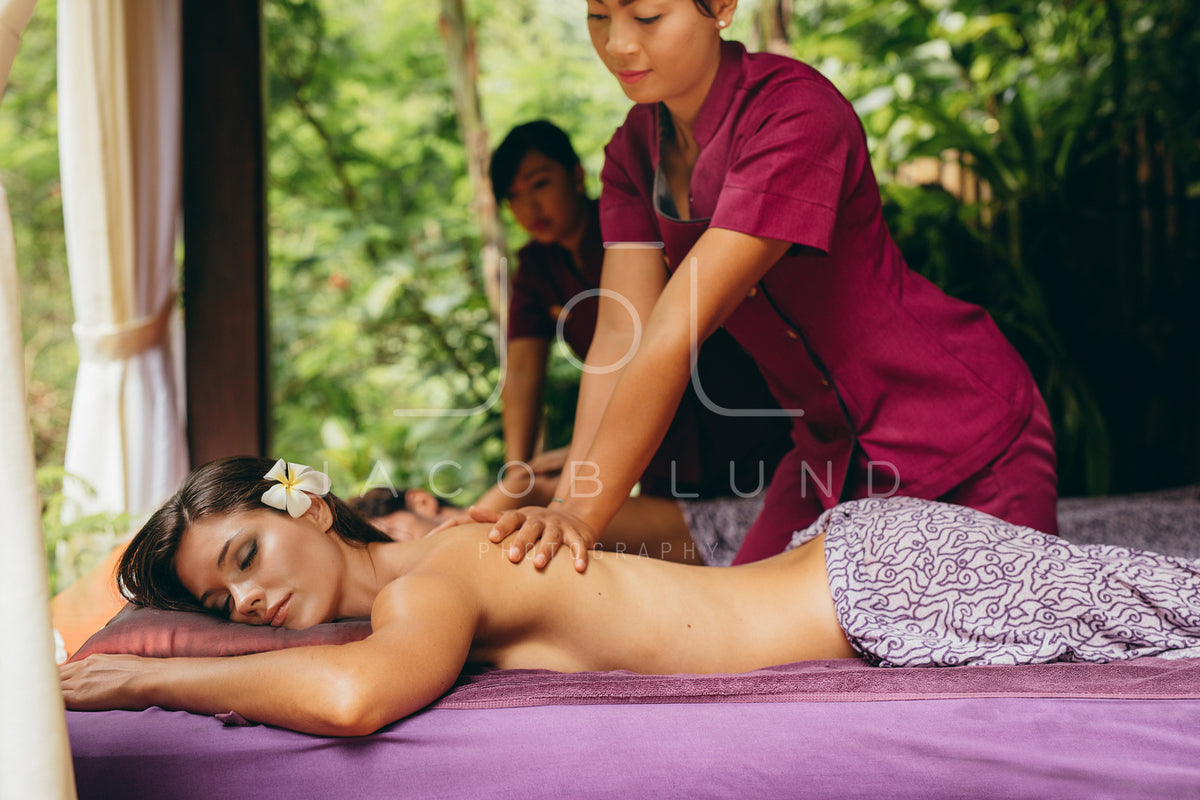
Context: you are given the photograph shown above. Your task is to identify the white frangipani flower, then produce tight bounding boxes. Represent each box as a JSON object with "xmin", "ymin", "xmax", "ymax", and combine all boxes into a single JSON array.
[{"xmin": 261, "ymin": 458, "xmax": 332, "ymax": 518}]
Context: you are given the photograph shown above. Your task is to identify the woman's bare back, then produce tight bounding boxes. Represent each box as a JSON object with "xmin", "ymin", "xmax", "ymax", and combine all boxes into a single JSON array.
[{"xmin": 381, "ymin": 524, "xmax": 856, "ymax": 675}]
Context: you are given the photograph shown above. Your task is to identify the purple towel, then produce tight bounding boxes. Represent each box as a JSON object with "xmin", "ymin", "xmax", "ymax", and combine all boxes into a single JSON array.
[{"xmin": 430, "ymin": 656, "xmax": 1200, "ymax": 709}]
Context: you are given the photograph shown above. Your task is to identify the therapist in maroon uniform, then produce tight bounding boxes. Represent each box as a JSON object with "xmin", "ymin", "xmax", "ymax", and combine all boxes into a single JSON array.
[
  {"xmin": 476, "ymin": 0, "xmax": 1058, "ymax": 572},
  {"xmin": 483, "ymin": 119, "xmax": 790, "ymax": 565}
]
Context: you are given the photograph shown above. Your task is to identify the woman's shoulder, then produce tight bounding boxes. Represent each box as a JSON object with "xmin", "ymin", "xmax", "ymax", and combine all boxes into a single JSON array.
[
  {"xmin": 724, "ymin": 39, "xmax": 836, "ymax": 91},
  {"xmin": 735, "ymin": 48, "xmax": 854, "ymax": 120},
  {"xmin": 382, "ymin": 524, "xmax": 495, "ymax": 574},
  {"xmin": 717, "ymin": 60, "xmax": 862, "ymax": 159},
  {"xmin": 605, "ymin": 103, "xmax": 657, "ymax": 161}
]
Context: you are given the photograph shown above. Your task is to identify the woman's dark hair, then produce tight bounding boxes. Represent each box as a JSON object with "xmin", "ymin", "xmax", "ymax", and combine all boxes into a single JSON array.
[
  {"xmin": 692, "ymin": 0, "xmax": 716, "ymax": 17},
  {"xmin": 348, "ymin": 486, "xmax": 459, "ymax": 518},
  {"xmin": 489, "ymin": 119, "xmax": 580, "ymax": 204},
  {"xmin": 117, "ymin": 456, "xmax": 390, "ymax": 613}
]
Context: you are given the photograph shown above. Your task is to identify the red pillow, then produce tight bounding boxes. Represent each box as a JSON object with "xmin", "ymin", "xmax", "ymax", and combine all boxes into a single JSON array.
[{"xmin": 69, "ymin": 603, "xmax": 372, "ymax": 662}]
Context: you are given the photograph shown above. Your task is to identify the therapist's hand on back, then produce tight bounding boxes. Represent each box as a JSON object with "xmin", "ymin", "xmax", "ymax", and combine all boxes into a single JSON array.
[{"xmin": 482, "ymin": 504, "xmax": 598, "ymax": 573}]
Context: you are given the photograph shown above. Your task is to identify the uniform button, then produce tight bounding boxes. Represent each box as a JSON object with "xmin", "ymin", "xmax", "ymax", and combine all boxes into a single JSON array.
[
  {"xmin": 747, "ymin": 286, "xmax": 758, "ymax": 297},
  {"xmin": 820, "ymin": 377, "xmax": 831, "ymax": 388},
  {"xmin": 785, "ymin": 329, "xmax": 799, "ymax": 340}
]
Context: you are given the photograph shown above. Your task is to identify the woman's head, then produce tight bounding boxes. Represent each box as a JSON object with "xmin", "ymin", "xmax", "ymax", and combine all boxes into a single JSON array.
[
  {"xmin": 118, "ymin": 456, "xmax": 390, "ymax": 625},
  {"xmin": 490, "ymin": 120, "xmax": 590, "ymax": 246},
  {"xmin": 349, "ymin": 486, "xmax": 458, "ymax": 541},
  {"xmin": 585, "ymin": 0, "xmax": 736, "ymax": 112}
]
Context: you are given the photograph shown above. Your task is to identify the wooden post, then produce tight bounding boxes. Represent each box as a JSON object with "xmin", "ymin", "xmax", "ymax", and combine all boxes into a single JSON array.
[
  {"xmin": 439, "ymin": 0, "xmax": 508, "ymax": 323},
  {"xmin": 181, "ymin": 0, "xmax": 270, "ymax": 465},
  {"xmin": 759, "ymin": 0, "xmax": 791, "ymax": 55}
]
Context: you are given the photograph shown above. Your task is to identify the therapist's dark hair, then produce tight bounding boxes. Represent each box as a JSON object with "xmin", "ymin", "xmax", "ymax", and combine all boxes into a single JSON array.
[
  {"xmin": 117, "ymin": 456, "xmax": 390, "ymax": 614},
  {"xmin": 489, "ymin": 120, "xmax": 581, "ymax": 204},
  {"xmin": 692, "ymin": 0, "xmax": 716, "ymax": 17}
]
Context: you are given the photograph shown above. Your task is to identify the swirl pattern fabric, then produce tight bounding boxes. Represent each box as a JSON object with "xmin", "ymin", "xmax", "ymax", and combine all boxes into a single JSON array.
[{"xmin": 790, "ymin": 497, "xmax": 1200, "ymax": 667}]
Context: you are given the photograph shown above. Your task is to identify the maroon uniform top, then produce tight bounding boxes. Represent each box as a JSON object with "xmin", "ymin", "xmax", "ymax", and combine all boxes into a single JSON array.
[
  {"xmin": 507, "ymin": 202, "xmax": 789, "ymax": 499},
  {"xmin": 600, "ymin": 41, "xmax": 1040, "ymax": 549}
]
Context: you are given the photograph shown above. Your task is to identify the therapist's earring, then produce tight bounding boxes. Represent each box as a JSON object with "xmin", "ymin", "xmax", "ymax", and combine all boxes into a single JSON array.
[{"xmin": 717, "ymin": 20, "xmax": 728, "ymax": 28}]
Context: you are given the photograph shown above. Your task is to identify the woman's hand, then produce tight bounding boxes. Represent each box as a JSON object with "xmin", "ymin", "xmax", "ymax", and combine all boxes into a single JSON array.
[
  {"xmin": 484, "ymin": 505, "xmax": 598, "ymax": 573},
  {"xmin": 59, "ymin": 654, "xmax": 157, "ymax": 712}
]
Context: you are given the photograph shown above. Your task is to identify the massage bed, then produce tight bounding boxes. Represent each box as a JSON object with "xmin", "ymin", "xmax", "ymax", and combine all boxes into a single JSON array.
[{"xmin": 65, "ymin": 486, "xmax": 1200, "ymax": 799}]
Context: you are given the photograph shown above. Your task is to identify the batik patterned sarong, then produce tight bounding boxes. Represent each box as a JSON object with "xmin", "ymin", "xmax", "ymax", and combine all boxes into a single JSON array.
[{"xmin": 789, "ymin": 497, "xmax": 1200, "ymax": 667}]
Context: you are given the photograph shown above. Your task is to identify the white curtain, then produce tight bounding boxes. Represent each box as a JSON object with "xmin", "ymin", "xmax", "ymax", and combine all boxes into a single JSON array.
[
  {"xmin": 58, "ymin": 0, "xmax": 187, "ymax": 521},
  {"xmin": 0, "ymin": 2, "xmax": 77, "ymax": 798}
]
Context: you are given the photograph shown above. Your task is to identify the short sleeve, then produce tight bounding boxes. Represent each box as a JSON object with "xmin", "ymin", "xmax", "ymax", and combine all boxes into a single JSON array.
[
  {"xmin": 599, "ymin": 112, "xmax": 660, "ymax": 245},
  {"xmin": 711, "ymin": 79, "xmax": 863, "ymax": 254},
  {"xmin": 506, "ymin": 249, "xmax": 556, "ymax": 342}
]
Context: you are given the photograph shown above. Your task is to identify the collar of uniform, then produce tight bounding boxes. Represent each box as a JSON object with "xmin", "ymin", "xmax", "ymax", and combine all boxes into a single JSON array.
[{"xmin": 691, "ymin": 39, "xmax": 745, "ymax": 147}]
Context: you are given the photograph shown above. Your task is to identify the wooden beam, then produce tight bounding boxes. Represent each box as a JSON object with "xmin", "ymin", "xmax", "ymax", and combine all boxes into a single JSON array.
[{"xmin": 181, "ymin": 0, "xmax": 270, "ymax": 466}]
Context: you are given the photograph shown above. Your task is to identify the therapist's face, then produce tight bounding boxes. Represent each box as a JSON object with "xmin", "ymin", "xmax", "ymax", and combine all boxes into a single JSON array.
[
  {"xmin": 586, "ymin": 0, "xmax": 734, "ymax": 114},
  {"xmin": 505, "ymin": 150, "xmax": 588, "ymax": 246}
]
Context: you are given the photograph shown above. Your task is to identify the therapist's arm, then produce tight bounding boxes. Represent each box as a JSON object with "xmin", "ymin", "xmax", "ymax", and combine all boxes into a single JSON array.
[
  {"xmin": 466, "ymin": 246, "xmax": 664, "ymax": 546},
  {"xmin": 487, "ymin": 229, "xmax": 791, "ymax": 570},
  {"xmin": 501, "ymin": 337, "xmax": 551, "ymax": 465},
  {"xmin": 559, "ymin": 244, "xmax": 668, "ymax": 484}
]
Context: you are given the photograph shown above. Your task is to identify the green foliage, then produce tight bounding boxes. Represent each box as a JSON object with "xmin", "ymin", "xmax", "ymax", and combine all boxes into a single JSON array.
[
  {"xmin": 263, "ymin": 0, "xmax": 637, "ymax": 499},
  {"xmin": 7, "ymin": 0, "xmax": 1197, "ymax": 571},
  {"xmin": 787, "ymin": 0, "xmax": 1200, "ymax": 494},
  {"xmin": 1, "ymin": 0, "xmax": 103, "ymax": 589},
  {"xmin": 37, "ymin": 466, "xmax": 133, "ymax": 594},
  {"xmin": 1, "ymin": 0, "xmax": 75, "ymax": 471}
]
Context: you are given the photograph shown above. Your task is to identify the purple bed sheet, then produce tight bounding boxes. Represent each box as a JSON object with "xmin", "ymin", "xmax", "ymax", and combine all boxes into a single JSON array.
[{"xmin": 68, "ymin": 658, "xmax": 1200, "ymax": 799}]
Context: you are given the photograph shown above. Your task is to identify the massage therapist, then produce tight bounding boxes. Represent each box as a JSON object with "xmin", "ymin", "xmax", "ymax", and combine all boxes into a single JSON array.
[{"xmin": 473, "ymin": 0, "xmax": 1058, "ymax": 570}]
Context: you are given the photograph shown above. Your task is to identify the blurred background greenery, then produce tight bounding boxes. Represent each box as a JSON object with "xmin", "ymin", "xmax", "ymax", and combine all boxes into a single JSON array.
[{"xmin": 3, "ymin": 0, "xmax": 1197, "ymax": 591}]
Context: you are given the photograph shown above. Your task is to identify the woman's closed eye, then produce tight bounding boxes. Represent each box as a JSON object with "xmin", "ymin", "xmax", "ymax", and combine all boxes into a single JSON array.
[
  {"xmin": 635, "ymin": 15, "xmax": 660, "ymax": 24},
  {"xmin": 239, "ymin": 540, "xmax": 258, "ymax": 571}
]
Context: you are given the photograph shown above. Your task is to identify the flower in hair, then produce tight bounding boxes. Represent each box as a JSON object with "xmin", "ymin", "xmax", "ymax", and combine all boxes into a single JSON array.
[{"xmin": 262, "ymin": 458, "xmax": 331, "ymax": 518}]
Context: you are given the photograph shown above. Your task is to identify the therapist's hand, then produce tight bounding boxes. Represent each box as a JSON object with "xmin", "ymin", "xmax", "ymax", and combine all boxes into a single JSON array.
[{"xmin": 485, "ymin": 505, "xmax": 598, "ymax": 573}]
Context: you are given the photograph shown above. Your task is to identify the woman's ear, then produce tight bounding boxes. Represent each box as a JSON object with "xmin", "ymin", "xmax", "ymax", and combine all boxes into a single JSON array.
[
  {"xmin": 405, "ymin": 489, "xmax": 441, "ymax": 519},
  {"xmin": 573, "ymin": 163, "xmax": 586, "ymax": 195},
  {"xmin": 713, "ymin": 0, "xmax": 737, "ymax": 28},
  {"xmin": 305, "ymin": 495, "xmax": 335, "ymax": 532}
]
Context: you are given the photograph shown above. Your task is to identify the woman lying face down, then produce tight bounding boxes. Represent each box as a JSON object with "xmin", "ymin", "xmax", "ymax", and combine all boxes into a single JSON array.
[
  {"xmin": 61, "ymin": 456, "xmax": 854, "ymax": 735},
  {"xmin": 61, "ymin": 456, "xmax": 1200, "ymax": 736}
]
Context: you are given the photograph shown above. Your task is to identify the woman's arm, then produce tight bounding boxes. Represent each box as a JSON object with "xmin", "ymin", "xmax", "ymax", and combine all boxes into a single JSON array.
[
  {"xmin": 60, "ymin": 575, "xmax": 478, "ymax": 736},
  {"xmin": 488, "ymin": 229, "xmax": 791, "ymax": 569},
  {"xmin": 501, "ymin": 337, "xmax": 552, "ymax": 465}
]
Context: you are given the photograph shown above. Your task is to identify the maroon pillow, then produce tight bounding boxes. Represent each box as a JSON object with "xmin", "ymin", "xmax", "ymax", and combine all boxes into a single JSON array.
[{"xmin": 69, "ymin": 603, "xmax": 372, "ymax": 662}]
